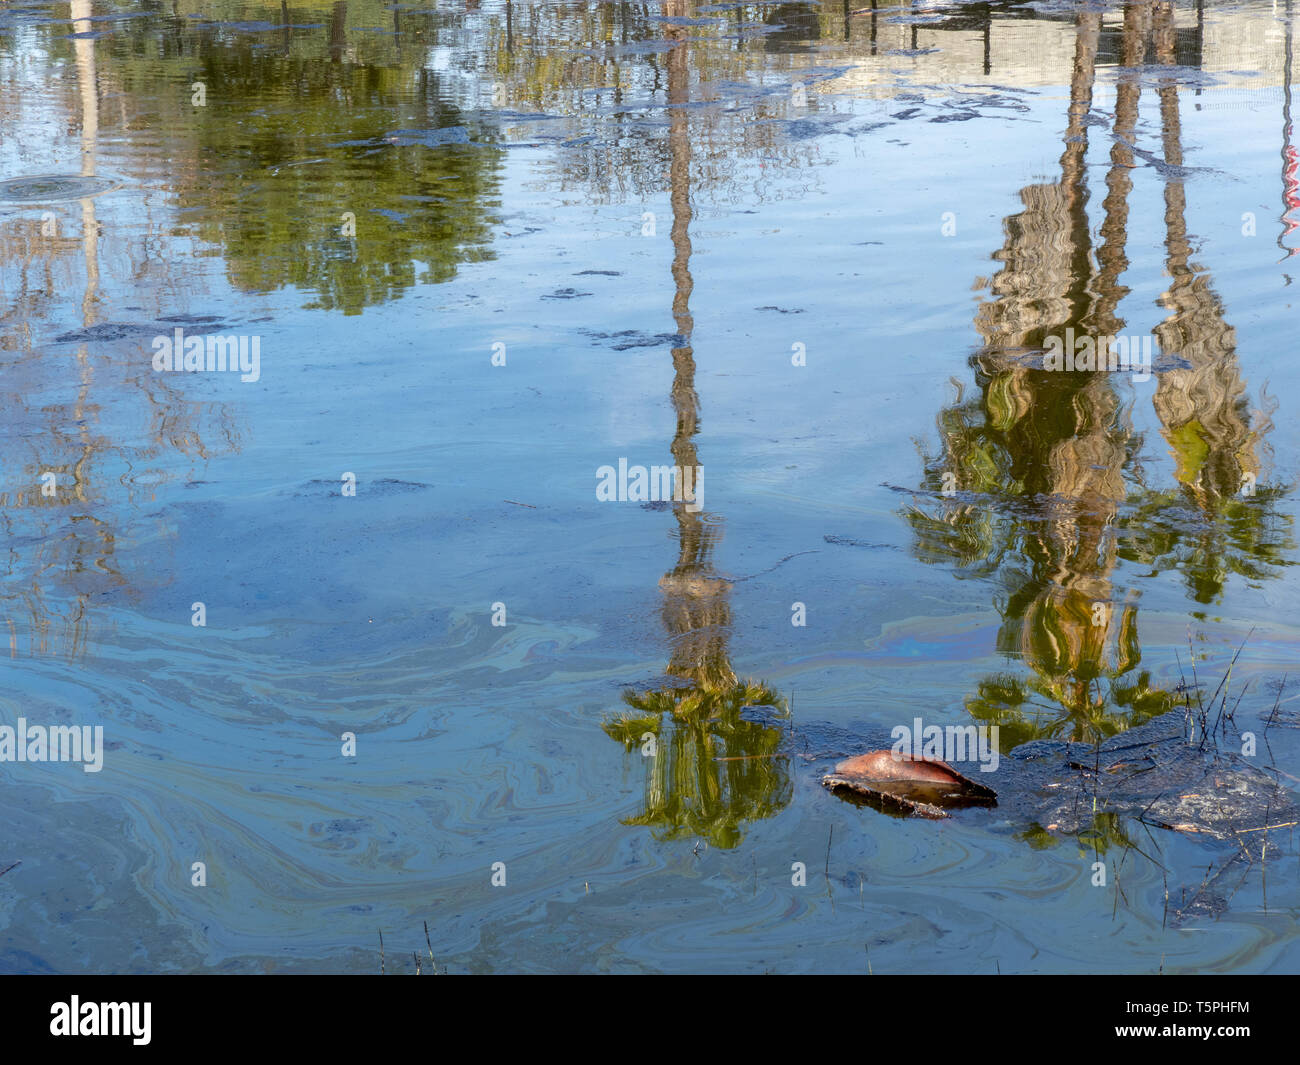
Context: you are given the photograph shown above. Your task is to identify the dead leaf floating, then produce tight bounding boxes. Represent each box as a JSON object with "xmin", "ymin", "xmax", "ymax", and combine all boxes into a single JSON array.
[{"xmin": 822, "ymin": 750, "xmax": 997, "ymax": 819}]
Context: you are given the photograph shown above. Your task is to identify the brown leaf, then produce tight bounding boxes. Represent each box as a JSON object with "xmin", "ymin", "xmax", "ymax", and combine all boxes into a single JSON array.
[{"xmin": 822, "ymin": 749, "xmax": 996, "ymax": 817}]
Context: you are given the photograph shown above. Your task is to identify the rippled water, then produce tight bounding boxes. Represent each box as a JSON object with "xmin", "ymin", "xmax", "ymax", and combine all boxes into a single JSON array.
[{"xmin": 2, "ymin": 0, "xmax": 1300, "ymax": 973}]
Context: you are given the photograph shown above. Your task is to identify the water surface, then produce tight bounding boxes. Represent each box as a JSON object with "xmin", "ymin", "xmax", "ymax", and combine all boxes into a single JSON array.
[{"xmin": 2, "ymin": 0, "xmax": 1300, "ymax": 973}]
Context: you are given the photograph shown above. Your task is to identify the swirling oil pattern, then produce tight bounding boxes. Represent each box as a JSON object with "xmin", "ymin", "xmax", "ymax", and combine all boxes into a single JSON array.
[{"xmin": 0, "ymin": 0, "xmax": 1299, "ymax": 974}]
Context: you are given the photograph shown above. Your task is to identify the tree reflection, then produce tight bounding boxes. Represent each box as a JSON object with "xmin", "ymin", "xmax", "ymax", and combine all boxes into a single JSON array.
[
  {"xmin": 0, "ymin": 0, "xmax": 241, "ymax": 660},
  {"xmin": 906, "ymin": 3, "xmax": 1290, "ymax": 747},
  {"xmin": 603, "ymin": 2, "xmax": 790, "ymax": 850},
  {"xmin": 92, "ymin": 0, "xmax": 504, "ymax": 315}
]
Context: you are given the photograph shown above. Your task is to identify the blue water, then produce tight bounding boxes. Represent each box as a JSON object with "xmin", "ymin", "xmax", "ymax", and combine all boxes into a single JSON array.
[{"xmin": 1, "ymin": 0, "xmax": 1299, "ymax": 973}]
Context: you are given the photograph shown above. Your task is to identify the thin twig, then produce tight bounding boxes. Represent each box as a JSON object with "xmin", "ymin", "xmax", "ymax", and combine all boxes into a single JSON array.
[
  {"xmin": 424, "ymin": 920, "xmax": 437, "ymax": 975},
  {"xmin": 824, "ymin": 826, "xmax": 835, "ymax": 915}
]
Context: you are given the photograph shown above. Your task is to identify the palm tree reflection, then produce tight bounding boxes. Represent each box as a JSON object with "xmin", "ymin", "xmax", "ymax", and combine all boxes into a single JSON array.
[
  {"xmin": 603, "ymin": 1, "xmax": 791, "ymax": 850},
  {"xmin": 1132, "ymin": 0, "xmax": 1293, "ymax": 606},
  {"xmin": 907, "ymin": 3, "xmax": 1290, "ymax": 748}
]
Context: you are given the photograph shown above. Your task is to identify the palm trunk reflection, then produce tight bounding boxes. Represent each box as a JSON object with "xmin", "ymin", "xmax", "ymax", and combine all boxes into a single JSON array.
[{"xmin": 603, "ymin": 2, "xmax": 791, "ymax": 850}]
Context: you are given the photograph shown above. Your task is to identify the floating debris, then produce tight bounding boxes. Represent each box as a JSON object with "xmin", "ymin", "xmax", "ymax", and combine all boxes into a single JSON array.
[
  {"xmin": 0, "ymin": 174, "xmax": 119, "ymax": 204},
  {"xmin": 823, "ymin": 750, "xmax": 997, "ymax": 818}
]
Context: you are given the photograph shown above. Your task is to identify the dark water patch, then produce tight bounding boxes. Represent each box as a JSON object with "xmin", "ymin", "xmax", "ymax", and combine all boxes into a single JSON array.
[
  {"xmin": 471, "ymin": 109, "xmax": 565, "ymax": 124},
  {"xmin": 847, "ymin": 120, "xmax": 892, "ymax": 136},
  {"xmin": 0, "ymin": 174, "xmax": 119, "ymax": 204},
  {"xmin": 784, "ymin": 117, "xmax": 841, "ymax": 139},
  {"xmin": 1127, "ymin": 143, "xmax": 1218, "ymax": 180},
  {"xmin": 943, "ymin": 91, "xmax": 1034, "ymax": 115},
  {"xmin": 824, "ymin": 535, "xmax": 898, "ymax": 549},
  {"xmin": 576, "ymin": 40, "xmax": 683, "ymax": 58},
  {"xmin": 382, "ymin": 126, "xmax": 475, "ymax": 148},
  {"xmin": 299, "ymin": 478, "xmax": 432, "ymax": 498},
  {"xmin": 54, "ymin": 314, "xmax": 232, "ymax": 343},
  {"xmin": 52, "ymin": 322, "xmax": 162, "ymax": 343},
  {"xmin": 1151, "ymin": 350, "xmax": 1195, "ymax": 371},
  {"xmin": 310, "ymin": 818, "xmax": 371, "ymax": 836},
  {"xmin": 582, "ymin": 329, "xmax": 687, "ymax": 351},
  {"xmin": 806, "ymin": 65, "xmax": 855, "ymax": 85},
  {"xmin": 0, "ymin": 9, "xmax": 60, "ymax": 29},
  {"xmin": 542, "ymin": 288, "xmax": 592, "ymax": 300}
]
